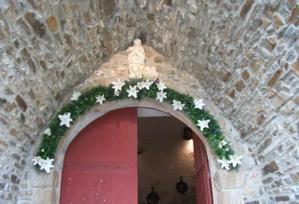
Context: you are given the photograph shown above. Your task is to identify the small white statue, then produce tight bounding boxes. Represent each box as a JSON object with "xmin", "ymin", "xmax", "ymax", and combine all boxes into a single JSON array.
[
  {"xmin": 127, "ymin": 39, "xmax": 158, "ymax": 80},
  {"xmin": 127, "ymin": 39, "xmax": 145, "ymax": 79}
]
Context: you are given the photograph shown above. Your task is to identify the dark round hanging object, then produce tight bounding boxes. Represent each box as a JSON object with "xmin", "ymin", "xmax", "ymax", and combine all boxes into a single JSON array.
[
  {"xmin": 176, "ymin": 176, "xmax": 188, "ymax": 194},
  {"xmin": 146, "ymin": 187, "xmax": 160, "ymax": 204}
]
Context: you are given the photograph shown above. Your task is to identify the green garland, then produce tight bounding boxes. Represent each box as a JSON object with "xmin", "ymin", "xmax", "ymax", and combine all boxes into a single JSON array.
[{"xmin": 34, "ymin": 79, "xmax": 241, "ymax": 172}]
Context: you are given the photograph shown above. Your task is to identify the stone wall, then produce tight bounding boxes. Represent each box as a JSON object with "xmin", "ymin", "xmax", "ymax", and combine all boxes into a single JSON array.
[
  {"xmin": 0, "ymin": 0, "xmax": 298, "ymax": 203},
  {"xmin": 0, "ymin": 0, "xmax": 134, "ymax": 202}
]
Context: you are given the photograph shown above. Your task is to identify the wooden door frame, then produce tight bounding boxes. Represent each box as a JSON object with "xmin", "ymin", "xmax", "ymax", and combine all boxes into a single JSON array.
[{"xmin": 51, "ymin": 99, "xmax": 217, "ymax": 204}]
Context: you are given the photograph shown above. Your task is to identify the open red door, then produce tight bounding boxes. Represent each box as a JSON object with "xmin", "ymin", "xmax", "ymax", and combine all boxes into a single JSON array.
[
  {"xmin": 60, "ymin": 108, "xmax": 138, "ymax": 204},
  {"xmin": 193, "ymin": 133, "xmax": 213, "ymax": 204}
]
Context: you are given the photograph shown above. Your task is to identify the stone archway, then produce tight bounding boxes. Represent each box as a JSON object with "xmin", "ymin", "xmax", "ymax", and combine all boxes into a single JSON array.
[
  {"xmin": 55, "ymin": 100, "xmax": 214, "ymax": 204},
  {"xmin": 22, "ymin": 43, "xmax": 261, "ymax": 204},
  {"xmin": 0, "ymin": 1, "xmax": 296, "ymax": 203}
]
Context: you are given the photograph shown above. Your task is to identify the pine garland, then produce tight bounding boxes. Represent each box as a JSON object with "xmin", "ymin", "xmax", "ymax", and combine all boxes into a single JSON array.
[{"xmin": 34, "ymin": 79, "xmax": 242, "ymax": 173}]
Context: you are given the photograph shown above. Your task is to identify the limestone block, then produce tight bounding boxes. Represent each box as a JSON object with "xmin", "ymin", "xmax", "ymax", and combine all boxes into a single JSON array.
[
  {"xmin": 28, "ymin": 169, "xmax": 56, "ymax": 188},
  {"xmin": 217, "ymin": 190, "xmax": 243, "ymax": 204},
  {"xmin": 31, "ymin": 188, "xmax": 54, "ymax": 204},
  {"xmin": 214, "ymin": 170, "xmax": 244, "ymax": 189}
]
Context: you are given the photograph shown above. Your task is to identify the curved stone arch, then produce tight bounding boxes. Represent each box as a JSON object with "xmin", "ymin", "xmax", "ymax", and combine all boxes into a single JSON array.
[
  {"xmin": 53, "ymin": 99, "xmax": 218, "ymax": 203},
  {"xmin": 28, "ymin": 99, "xmax": 248, "ymax": 204},
  {"xmin": 27, "ymin": 91, "xmax": 247, "ymax": 204},
  {"xmin": 21, "ymin": 45, "xmax": 262, "ymax": 204}
]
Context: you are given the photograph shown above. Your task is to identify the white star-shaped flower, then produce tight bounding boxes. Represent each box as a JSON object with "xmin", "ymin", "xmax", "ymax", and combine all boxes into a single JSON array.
[
  {"xmin": 219, "ymin": 140, "xmax": 228, "ymax": 148},
  {"xmin": 193, "ymin": 98, "xmax": 205, "ymax": 110},
  {"xmin": 127, "ymin": 85, "xmax": 139, "ymax": 98},
  {"xmin": 217, "ymin": 158, "xmax": 231, "ymax": 171},
  {"xmin": 112, "ymin": 79, "xmax": 125, "ymax": 96},
  {"xmin": 136, "ymin": 80, "xmax": 154, "ymax": 90},
  {"xmin": 32, "ymin": 156, "xmax": 42, "ymax": 166},
  {"xmin": 172, "ymin": 100, "xmax": 185, "ymax": 111},
  {"xmin": 39, "ymin": 157, "xmax": 55, "ymax": 174},
  {"xmin": 156, "ymin": 91, "xmax": 167, "ymax": 102},
  {"xmin": 196, "ymin": 119, "xmax": 210, "ymax": 131},
  {"xmin": 70, "ymin": 91, "xmax": 81, "ymax": 101},
  {"xmin": 58, "ymin": 112, "xmax": 73, "ymax": 128},
  {"xmin": 143, "ymin": 79, "xmax": 154, "ymax": 90},
  {"xmin": 157, "ymin": 80, "xmax": 167, "ymax": 91},
  {"xmin": 44, "ymin": 128, "xmax": 51, "ymax": 136},
  {"xmin": 228, "ymin": 155, "xmax": 243, "ymax": 168},
  {"xmin": 96, "ymin": 95, "xmax": 106, "ymax": 104}
]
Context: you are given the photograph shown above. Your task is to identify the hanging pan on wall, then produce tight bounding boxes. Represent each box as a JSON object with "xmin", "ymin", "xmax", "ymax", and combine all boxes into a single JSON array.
[
  {"xmin": 176, "ymin": 176, "xmax": 188, "ymax": 194},
  {"xmin": 146, "ymin": 187, "xmax": 160, "ymax": 204}
]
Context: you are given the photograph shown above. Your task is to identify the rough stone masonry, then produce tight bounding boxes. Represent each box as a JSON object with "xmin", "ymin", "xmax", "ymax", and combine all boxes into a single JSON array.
[{"xmin": 0, "ymin": 0, "xmax": 298, "ymax": 203}]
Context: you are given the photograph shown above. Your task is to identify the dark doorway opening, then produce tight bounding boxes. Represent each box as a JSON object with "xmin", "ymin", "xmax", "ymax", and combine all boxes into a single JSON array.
[{"xmin": 137, "ymin": 108, "xmax": 197, "ymax": 204}]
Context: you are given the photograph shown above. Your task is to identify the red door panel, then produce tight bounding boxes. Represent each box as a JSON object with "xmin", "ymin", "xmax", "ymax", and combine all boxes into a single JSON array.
[
  {"xmin": 60, "ymin": 108, "xmax": 138, "ymax": 204},
  {"xmin": 193, "ymin": 133, "xmax": 213, "ymax": 204}
]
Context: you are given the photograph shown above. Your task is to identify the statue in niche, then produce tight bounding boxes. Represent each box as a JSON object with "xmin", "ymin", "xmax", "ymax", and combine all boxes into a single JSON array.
[
  {"xmin": 127, "ymin": 38, "xmax": 158, "ymax": 80},
  {"xmin": 127, "ymin": 39, "xmax": 145, "ymax": 79}
]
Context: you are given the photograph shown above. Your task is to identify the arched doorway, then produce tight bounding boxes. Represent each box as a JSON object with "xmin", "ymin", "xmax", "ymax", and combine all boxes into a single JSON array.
[
  {"xmin": 59, "ymin": 107, "xmax": 212, "ymax": 204},
  {"xmin": 22, "ymin": 42, "xmax": 249, "ymax": 204}
]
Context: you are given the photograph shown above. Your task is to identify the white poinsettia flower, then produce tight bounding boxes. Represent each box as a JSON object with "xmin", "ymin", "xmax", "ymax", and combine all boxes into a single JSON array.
[
  {"xmin": 142, "ymin": 79, "xmax": 153, "ymax": 90},
  {"xmin": 157, "ymin": 80, "xmax": 167, "ymax": 91},
  {"xmin": 58, "ymin": 112, "xmax": 73, "ymax": 128},
  {"xmin": 228, "ymin": 155, "xmax": 243, "ymax": 168},
  {"xmin": 193, "ymin": 98, "xmax": 205, "ymax": 110},
  {"xmin": 32, "ymin": 156, "xmax": 43, "ymax": 166},
  {"xmin": 219, "ymin": 140, "xmax": 228, "ymax": 148},
  {"xmin": 112, "ymin": 79, "xmax": 125, "ymax": 96},
  {"xmin": 156, "ymin": 91, "xmax": 167, "ymax": 102},
  {"xmin": 196, "ymin": 119, "xmax": 210, "ymax": 131},
  {"xmin": 70, "ymin": 91, "xmax": 81, "ymax": 101},
  {"xmin": 96, "ymin": 95, "xmax": 106, "ymax": 104},
  {"xmin": 127, "ymin": 85, "xmax": 139, "ymax": 98},
  {"xmin": 39, "ymin": 157, "xmax": 55, "ymax": 174},
  {"xmin": 217, "ymin": 158, "xmax": 231, "ymax": 171},
  {"xmin": 172, "ymin": 100, "xmax": 185, "ymax": 111},
  {"xmin": 44, "ymin": 128, "xmax": 51, "ymax": 136}
]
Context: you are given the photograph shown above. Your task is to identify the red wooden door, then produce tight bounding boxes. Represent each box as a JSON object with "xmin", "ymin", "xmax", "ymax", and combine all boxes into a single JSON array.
[
  {"xmin": 60, "ymin": 108, "xmax": 138, "ymax": 204},
  {"xmin": 193, "ymin": 133, "xmax": 213, "ymax": 204}
]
